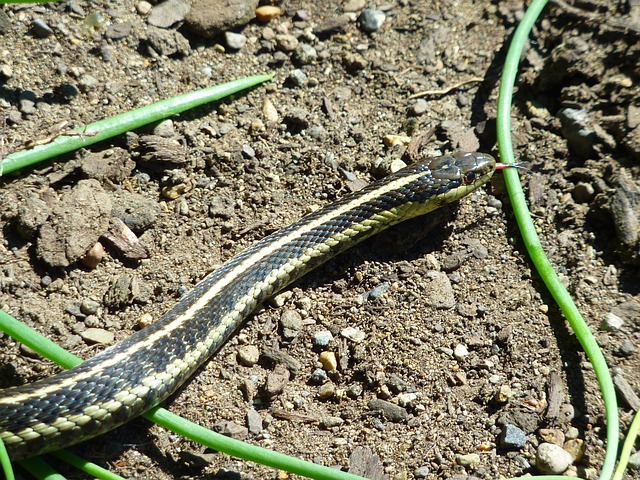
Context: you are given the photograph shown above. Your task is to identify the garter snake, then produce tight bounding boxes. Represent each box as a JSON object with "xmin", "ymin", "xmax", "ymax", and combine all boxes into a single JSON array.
[{"xmin": 0, "ymin": 151, "xmax": 499, "ymax": 460}]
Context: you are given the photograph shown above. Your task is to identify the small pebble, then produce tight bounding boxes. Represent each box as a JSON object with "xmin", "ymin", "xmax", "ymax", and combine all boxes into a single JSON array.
[
  {"xmin": 255, "ymin": 5, "xmax": 282, "ymax": 22},
  {"xmin": 454, "ymin": 343, "xmax": 469, "ymax": 361},
  {"xmin": 136, "ymin": 1, "xmax": 153, "ymax": 15},
  {"xmin": 536, "ymin": 442, "xmax": 573, "ymax": 474},
  {"xmin": 81, "ymin": 242, "xmax": 104, "ymax": 269},
  {"xmin": 411, "ymin": 99, "xmax": 428, "ymax": 115},
  {"xmin": 564, "ymin": 438, "xmax": 585, "ymax": 461},
  {"xmin": 601, "ymin": 312, "xmax": 624, "ymax": 332},
  {"xmin": 310, "ymin": 367, "xmax": 328, "ymax": 384},
  {"xmin": 80, "ymin": 328, "xmax": 114, "ymax": 345},
  {"xmin": 317, "ymin": 381, "xmax": 335, "ymax": 399},
  {"xmin": 288, "ymin": 69, "xmax": 308, "ymax": 87},
  {"xmin": 498, "ymin": 424, "xmax": 527, "ymax": 449},
  {"xmin": 320, "ymin": 416, "xmax": 344, "ymax": 428},
  {"xmin": 397, "ymin": 392, "xmax": 417, "ymax": 407},
  {"xmin": 538, "ymin": 428, "xmax": 564, "ymax": 446},
  {"xmin": 225, "ymin": 31, "xmax": 247, "ymax": 50},
  {"xmin": 280, "ymin": 309, "xmax": 303, "ymax": 339},
  {"xmin": 456, "ymin": 453, "xmax": 480, "ymax": 467},
  {"xmin": 367, "ymin": 281, "xmax": 390, "ymax": 300},
  {"xmin": 319, "ymin": 351, "xmax": 338, "ymax": 371},
  {"xmin": 628, "ymin": 450, "xmax": 640, "ymax": 469},
  {"xmin": 293, "ymin": 43, "xmax": 317, "ymax": 65},
  {"xmin": 246, "ymin": 408, "xmax": 263, "ymax": 434},
  {"xmin": 276, "ymin": 34, "xmax": 298, "ymax": 52},
  {"xmin": 618, "ymin": 339, "xmax": 636, "ymax": 356},
  {"xmin": 564, "ymin": 426, "xmax": 580, "ymax": 439},
  {"xmin": 80, "ymin": 299, "xmax": 100, "ymax": 315},
  {"xmin": 31, "ymin": 19, "xmax": 54, "ymax": 38},
  {"xmin": 341, "ymin": 326, "xmax": 365, "ymax": 343},
  {"xmin": 358, "ymin": 9, "xmax": 386, "ymax": 33},
  {"xmin": 137, "ymin": 313, "xmax": 153, "ymax": 328},
  {"xmin": 237, "ymin": 345, "xmax": 260, "ymax": 366},
  {"xmin": 414, "ymin": 466, "xmax": 430, "ymax": 478},
  {"xmin": 494, "ymin": 384, "xmax": 512, "ymax": 403},
  {"xmin": 368, "ymin": 399, "xmax": 409, "ymax": 422},
  {"xmin": 312, "ymin": 330, "xmax": 333, "ymax": 348}
]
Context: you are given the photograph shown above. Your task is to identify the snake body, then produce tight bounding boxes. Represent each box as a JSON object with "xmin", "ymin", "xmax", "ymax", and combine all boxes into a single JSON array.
[{"xmin": 0, "ymin": 152, "xmax": 496, "ymax": 460}]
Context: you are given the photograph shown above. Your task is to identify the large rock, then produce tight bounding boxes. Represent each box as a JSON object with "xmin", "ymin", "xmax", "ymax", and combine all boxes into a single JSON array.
[{"xmin": 184, "ymin": 0, "xmax": 259, "ymax": 39}]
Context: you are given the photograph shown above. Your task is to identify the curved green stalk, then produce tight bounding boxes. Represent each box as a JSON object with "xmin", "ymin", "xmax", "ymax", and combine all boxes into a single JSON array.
[
  {"xmin": 0, "ymin": 435, "xmax": 15, "ymax": 480},
  {"xmin": 17, "ymin": 457, "xmax": 66, "ymax": 480},
  {"xmin": 495, "ymin": 1, "xmax": 619, "ymax": 479},
  {"xmin": 0, "ymin": 74, "xmax": 273, "ymax": 176},
  {"xmin": 612, "ymin": 409, "xmax": 640, "ymax": 480},
  {"xmin": 51, "ymin": 451, "xmax": 126, "ymax": 480}
]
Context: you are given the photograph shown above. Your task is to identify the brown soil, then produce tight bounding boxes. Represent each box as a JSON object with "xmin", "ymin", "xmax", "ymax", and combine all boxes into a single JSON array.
[{"xmin": 1, "ymin": 1, "xmax": 639, "ymax": 479}]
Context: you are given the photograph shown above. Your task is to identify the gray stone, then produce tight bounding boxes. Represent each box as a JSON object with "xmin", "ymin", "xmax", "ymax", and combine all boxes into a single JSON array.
[
  {"xmin": 214, "ymin": 420, "xmax": 248, "ymax": 439},
  {"xmin": 18, "ymin": 91, "xmax": 37, "ymax": 115},
  {"xmin": 309, "ymin": 367, "xmax": 328, "ymax": 385},
  {"xmin": 237, "ymin": 345, "xmax": 260, "ymax": 366},
  {"xmin": 618, "ymin": 339, "xmax": 636, "ymax": 356},
  {"xmin": 292, "ymin": 43, "xmax": 317, "ymax": 65},
  {"xmin": 31, "ymin": 19, "xmax": 53, "ymax": 38},
  {"xmin": 147, "ymin": 0, "xmax": 190, "ymax": 28},
  {"xmin": 629, "ymin": 450, "xmax": 640, "ymax": 469},
  {"xmin": 78, "ymin": 74, "xmax": 99, "ymax": 93},
  {"xmin": 368, "ymin": 399, "xmax": 409, "ymax": 422},
  {"xmin": 536, "ymin": 442, "xmax": 573, "ymax": 474},
  {"xmin": 312, "ymin": 330, "xmax": 333, "ymax": 348},
  {"xmin": 246, "ymin": 408, "xmax": 262, "ymax": 434},
  {"xmin": 414, "ymin": 466, "xmax": 430, "ymax": 478},
  {"xmin": 367, "ymin": 281, "xmax": 390, "ymax": 300},
  {"xmin": 424, "ymin": 271, "xmax": 455, "ymax": 309},
  {"xmin": 225, "ymin": 31, "xmax": 247, "ymax": 50},
  {"xmin": 185, "ymin": 0, "xmax": 258, "ymax": 39},
  {"xmin": 499, "ymin": 423, "xmax": 527, "ymax": 449},
  {"xmin": 320, "ymin": 416, "xmax": 344, "ymax": 428},
  {"xmin": 412, "ymin": 99, "xmax": 428, "ymax": 115},
  {"xmin": 80, "ymin": 299, "xmax": 100, "ymax": 315},
  {"xmin": 601, "ymin": 312, "xmax": 625, "ymax": 332},
  {"xmin": 288, "ymin": 69, "xmax": 308, "ymax": 87},
  {"xmin": 146, "ymin": 26, "xmax": 190, "ymax": 56},
  {"xmin": 359, "ymin": 9, "xmax": 386, "ymax": 33},
  {"xmin": 280, "ymin": 309, "xmax": 303, "ymax": 339},
  {"xmin": 558, "ymin": 108, "xmax": 596, "ymax": 158},
  {"xmin": 456, "ymin": 453, "xmax": 480, "ymax": 467},
  {"xmin": 80, "ymin": 328, "xmax": 115, "ymax": 345},
  {"xmin": 276, "ymin": 34, "xmax": 299, "ymax": 52},
  {"xmin": 105, "ymin": 22, "xmax": 132, "ymax": 40}
]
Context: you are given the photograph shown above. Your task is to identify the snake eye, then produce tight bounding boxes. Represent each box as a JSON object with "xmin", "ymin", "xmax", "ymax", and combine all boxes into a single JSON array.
[{"xmin": 464, "ymin": 171, "xmax": 476, "ymax": 184}]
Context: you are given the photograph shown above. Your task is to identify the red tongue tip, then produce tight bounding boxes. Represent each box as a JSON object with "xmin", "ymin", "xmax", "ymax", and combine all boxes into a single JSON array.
[{"xmin": 495, "ymin": 163, "xmax": 512, "ymax": 170}]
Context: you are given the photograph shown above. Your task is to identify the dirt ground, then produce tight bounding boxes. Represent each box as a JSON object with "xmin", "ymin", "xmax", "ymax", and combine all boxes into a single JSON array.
[{"xmin": 1, "ymin": 0, "xmax": 639, "ymax": 479}]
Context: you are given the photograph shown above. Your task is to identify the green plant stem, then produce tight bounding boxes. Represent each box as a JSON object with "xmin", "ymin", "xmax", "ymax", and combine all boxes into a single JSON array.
[
  {"xmin": 0, "ymin": 310, "xmax": 365, "ymax": 480},
  {"xmin": 495, "ymin": 1, "xmax": 619, "ymax": 479},
  {"xmin": 612, "ymin": 409, "xmax": 640, "ymax": 480},
  {"xmin": 51, "ymin": 451, "xmax": 125, "ymax": 480},
  {"xmin": 17, "ymin": 457, "xmax": 66, "ymax": 480},
  {"xmin": 0, "ymin": 74, "xmax": 273, "ymax": 176},
  {"xmin": 0, "ymin": 436, "xmax": 15, "ymax": 480}
]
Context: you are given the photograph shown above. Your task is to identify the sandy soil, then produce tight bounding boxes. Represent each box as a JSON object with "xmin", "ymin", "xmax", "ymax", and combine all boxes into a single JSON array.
[{"xmin": 1, "ymin": 1, "xmax": 639, "ymax": 479}]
